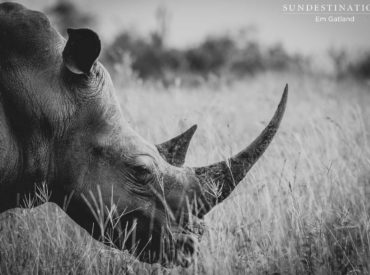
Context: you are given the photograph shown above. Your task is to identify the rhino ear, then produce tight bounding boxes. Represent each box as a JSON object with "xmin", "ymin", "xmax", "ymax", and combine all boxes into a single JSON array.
[
  {"xmin": 156, "ymin": 125, "xmax": 197, "ymax": 167},
  {"xmin": 62, "ymin": 28, "xmax": 101, "ymax": 75}
]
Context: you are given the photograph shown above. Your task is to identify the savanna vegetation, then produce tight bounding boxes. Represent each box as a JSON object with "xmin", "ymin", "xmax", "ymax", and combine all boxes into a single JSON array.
[
  {"xmin": 1, "ymin": 72, "xmax": 370, "ymax": 274},
  {"xmin": 1, "ymin": 1, "xmax": 370, "ymax": 274}
]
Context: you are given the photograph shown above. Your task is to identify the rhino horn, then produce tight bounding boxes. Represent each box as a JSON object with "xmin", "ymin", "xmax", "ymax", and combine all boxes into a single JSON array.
[
  {"xmin": 193, "ymin": 85, "xmax": 288, "ymax": 217},
  {"xmin": 156, "ymin": 124, "xmax": 197, "ymax": 167}
]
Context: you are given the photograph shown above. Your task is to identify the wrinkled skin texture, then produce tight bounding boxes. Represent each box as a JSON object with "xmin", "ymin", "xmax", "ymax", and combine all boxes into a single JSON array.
[{"xmin": 0, "ymin": 2, "xmax": 287, "ymax": 266}]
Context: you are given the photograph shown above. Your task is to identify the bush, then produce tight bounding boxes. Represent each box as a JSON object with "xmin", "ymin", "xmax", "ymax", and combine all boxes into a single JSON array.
[
  {"xmin": 349, "ymin": 52, "xmax": 370, "ymax": 80},
  {"xmin": 103, "ymin": 31, "xmax": 309, "ymax": 84},
  {"xmin": 329, "ymin": 48, "xmax": 370, "ymax": 80}
]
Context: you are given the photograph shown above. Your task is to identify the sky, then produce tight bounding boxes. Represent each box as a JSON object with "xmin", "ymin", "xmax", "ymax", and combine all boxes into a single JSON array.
[{"xmin": 21, "ymin": 0, "xmax": 370, "ymax": 55}]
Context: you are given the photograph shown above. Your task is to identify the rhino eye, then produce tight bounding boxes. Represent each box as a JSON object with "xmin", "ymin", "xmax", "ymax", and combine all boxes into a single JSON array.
[
  {"xmin": 132, "ymin": 165, "xmax": 155, "ymax": 184},
  {"xmin": 128, "ymin": 155, "xmax": 157, "ymax": 184}
]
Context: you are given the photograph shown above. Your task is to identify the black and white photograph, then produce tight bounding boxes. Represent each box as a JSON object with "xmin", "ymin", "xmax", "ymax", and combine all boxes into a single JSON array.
[{"xmin": 0, "ymin": 0, "xmax": 370, "ymax": 274}]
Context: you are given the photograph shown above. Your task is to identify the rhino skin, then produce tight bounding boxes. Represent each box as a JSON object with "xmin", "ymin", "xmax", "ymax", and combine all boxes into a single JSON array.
[{"xmin": 0, "ymin": 2, "xmax": 288, "ymax": 266}]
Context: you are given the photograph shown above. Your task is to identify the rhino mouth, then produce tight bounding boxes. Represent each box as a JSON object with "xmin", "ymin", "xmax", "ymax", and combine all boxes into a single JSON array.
[
  {"xmin": 143, "ymin": 212, "xmax": 205, "ymax": 266},
  {"xmin": 159, "ymin": 216, "xmax": 205, "ymax": 267},
  {"xmin": 140, "ymin": 225, "xmax": 201, "ymax": 267}
]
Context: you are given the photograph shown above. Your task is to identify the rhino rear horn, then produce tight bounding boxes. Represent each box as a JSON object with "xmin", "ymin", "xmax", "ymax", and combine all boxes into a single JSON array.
[
  {"xmin": 62, "ymin": 28, "xmax": 101, "ymax": 75},
  {"xmin": 156, "ymin": 125, "xmax": 197, "ymax": 167}
]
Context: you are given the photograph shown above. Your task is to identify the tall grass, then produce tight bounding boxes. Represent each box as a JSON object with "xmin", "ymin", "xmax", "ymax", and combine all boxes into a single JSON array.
[{"xmin": 1, "ymin": 72, "xmax": 370, "ymax": 274}]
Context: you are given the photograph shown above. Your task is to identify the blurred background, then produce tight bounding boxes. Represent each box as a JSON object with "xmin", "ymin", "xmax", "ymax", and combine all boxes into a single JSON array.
[{"xmin": 15, "ymin": 0, "xmax": 370, "ymax": 86}]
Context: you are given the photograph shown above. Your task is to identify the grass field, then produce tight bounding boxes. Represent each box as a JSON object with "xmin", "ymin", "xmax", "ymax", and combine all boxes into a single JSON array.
[{"xmin": 1, "ymin": 72, "xmax": 370, "ymax": 274}]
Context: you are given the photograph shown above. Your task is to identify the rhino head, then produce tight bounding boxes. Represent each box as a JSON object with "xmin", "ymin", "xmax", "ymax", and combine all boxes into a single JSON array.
[{"xmin": 0, "ymin": 2, "xmax": 288, "ymax": 266}]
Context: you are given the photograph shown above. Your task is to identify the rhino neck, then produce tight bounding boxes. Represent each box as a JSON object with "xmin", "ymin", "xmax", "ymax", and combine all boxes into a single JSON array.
[
  {"xmin": 0, "ymin": 138, "xmax": 54, "ymax": 212},
  {"xmin": 0, "ymin": 104, "xmax": 21, "ymax": 193},
  {"xmin": 0, "ymin": 96, "xmax": 55, "ymax": 212}
]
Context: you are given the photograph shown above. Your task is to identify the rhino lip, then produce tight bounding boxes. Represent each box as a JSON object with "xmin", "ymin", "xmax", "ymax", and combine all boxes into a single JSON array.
[
  {"xmin": 174, "ymin": 237, "xmax": 196, "ymax": 267},
  {"xmin": 170, "ymin": 219, "xmax": 205, "ymax": 263},
  {"xmin": 153, "ymin": 233, "xmax": 197, "ymax": 268}
]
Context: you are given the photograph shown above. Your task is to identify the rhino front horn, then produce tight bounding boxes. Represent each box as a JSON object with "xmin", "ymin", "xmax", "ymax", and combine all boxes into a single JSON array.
[
  {"xmin": 157, "ymin": 125, "xmax": 197, "ymax": 167},
  {"xmin": 193, "ymin": 85, "xmax": 288, "ymax": 217},
  {"xmin": 62, "ymin": 28, "xmax": 101, "ymax": 75}
]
